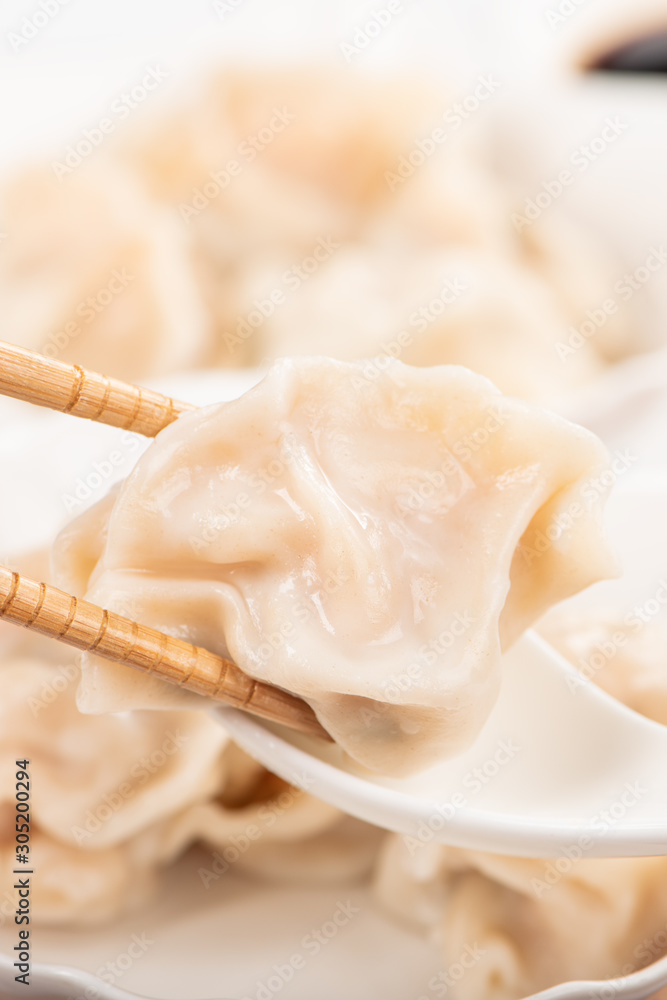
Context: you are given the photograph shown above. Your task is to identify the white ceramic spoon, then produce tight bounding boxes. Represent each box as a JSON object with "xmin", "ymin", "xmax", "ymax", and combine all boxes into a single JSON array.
[{"xmin": 216, "ymin": 629, "xmax": 667, "ymax": 860}]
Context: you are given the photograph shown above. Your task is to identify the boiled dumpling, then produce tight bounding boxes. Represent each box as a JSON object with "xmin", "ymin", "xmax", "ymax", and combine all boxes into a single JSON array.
[
  {"xmin": 0, "ymin": 621, "xmax": 373, "ymax": 924},
  {"xmin": 53, "ymin": 357, "xmax": 616, "ymax": 775},
  {"xmin": 373, "ymin": 835, "xmax": 667, "ymax": 999},
  {"xmin": 0, "ymin": 164, "xmax": 210, "ymax": 381}
]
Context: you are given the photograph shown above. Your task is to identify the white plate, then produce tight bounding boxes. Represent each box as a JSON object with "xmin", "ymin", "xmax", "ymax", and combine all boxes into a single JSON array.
[
  {"xmin": 0, "ymin": 849, "xmax": 441, "ymax": 1000},
  {"xmin": 2, "ymin": 851, "xmax": 667, "ymax": 1000}
]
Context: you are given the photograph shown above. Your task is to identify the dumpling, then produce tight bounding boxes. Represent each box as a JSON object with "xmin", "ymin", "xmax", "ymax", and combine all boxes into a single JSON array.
[
  {"xmin": 0, "ymin": 622, "xmax": 375, "ymax": 925},
  {"xmin": 53, "ymin": 357, "xmax": 616, "ymax": 775},
  {"xmin": 539, "ymin": 611, "xmax": 667, "ymax": 725},
  {"xmin": 254, "ymin": 246, "xmax": 602, "ymax": 400},
  {"xmin": 0, "ymin": 164, "xmax": 210, "ymax": 381},
  {"xmin": 372, "ymin": 483, "xmax": 667, "ymax": 997},
  {"xmin": 116, "ymin": 66, "xmax": 441, "ymax": 217},
  {"xmin": 373, "ymin": 594, "xmax": 667, "ymax": 996},
  {"xmin": 373, "ymin": 835, "xmax": 667, "ymax": 999}
]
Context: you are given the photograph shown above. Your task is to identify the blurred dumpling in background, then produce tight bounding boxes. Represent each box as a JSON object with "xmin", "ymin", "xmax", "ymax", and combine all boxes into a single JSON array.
[
  {"xmin": 0, "ymin": 52, "xmax": 666, "ymax": 993},
  {"xmin": 116, "ymin": 68, "xmax": 445, "ymax": 369},
  {"xmin": 373, "ymin": 835, "xmax": 667, "ymax": 999},
  {"xmin": 0, "ymin": 600, "xmax": 378, "ymax": 926},
  {"xmin": 0, "ymin": 165, "xmax": 210, "ymax": 381},
  {"xmin": 151, "ymin": 68, "xmax": 446, "ymax": 214},
  {"xmin": 536, "ymin": 486, "xmax": 667, "ymax": 724},
  {"xmin": 539, "ymin": 611, "xmax": 667, "ymax": 725},
  {"xmin": 515, "ymin": 211, "xmax": 643, "ymax": 366},
  {"xmin": 0, "ymin": 64, "xmax": 642, "ymax": 393},
  {"xmin": 252, "ymin": 245, "xmax": 604, "ymax": 400},
  {"xmin": 114, "ymin": 66, "xmax": 639, "ymax": 392}
]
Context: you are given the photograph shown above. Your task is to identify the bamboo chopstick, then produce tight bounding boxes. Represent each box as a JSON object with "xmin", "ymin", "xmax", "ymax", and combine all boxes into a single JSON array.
[
  {"xmin": 0, "ymin": 343, "xmax": 330, "ymax": 740},
  {"xmin": 0, "ymin": 566, "xmax": 331, "ymax": 742},
  {"xmin": 0, "ymin": 341, "xmax": 194, "ymax": 437}
]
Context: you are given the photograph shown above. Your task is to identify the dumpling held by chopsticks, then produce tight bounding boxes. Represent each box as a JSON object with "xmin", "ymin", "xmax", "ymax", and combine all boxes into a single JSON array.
[{"xmin": 53, "ymin": 357, "xmax": 616, "ymax": 775}]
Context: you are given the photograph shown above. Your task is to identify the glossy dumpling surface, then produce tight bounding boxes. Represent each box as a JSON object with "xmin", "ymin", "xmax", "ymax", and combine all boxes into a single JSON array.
[{"xmin": 54, "ymin": 357, "xmax": 616, "ymax": 774}]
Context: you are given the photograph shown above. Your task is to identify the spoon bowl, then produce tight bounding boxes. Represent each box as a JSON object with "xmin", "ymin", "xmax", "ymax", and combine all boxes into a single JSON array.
[{"xmin": 216, "ymin": 630, "xmax": 667, "ymax": 859}]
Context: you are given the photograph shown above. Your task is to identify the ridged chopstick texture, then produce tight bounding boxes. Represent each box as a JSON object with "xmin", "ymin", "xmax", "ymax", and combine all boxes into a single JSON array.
[
  {"xmin": 0, "ymin": 566, "xmax": 331, "ymax": 741},
  {"xmin": 0, "ymin": 340, "xmax": 194, "ymax": 437}
]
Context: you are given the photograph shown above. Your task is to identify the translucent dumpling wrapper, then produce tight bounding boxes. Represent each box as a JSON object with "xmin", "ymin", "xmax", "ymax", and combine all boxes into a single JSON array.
[{"xmin": 53, "ymin": 357, "xmax": 616, "ymax": 775}]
